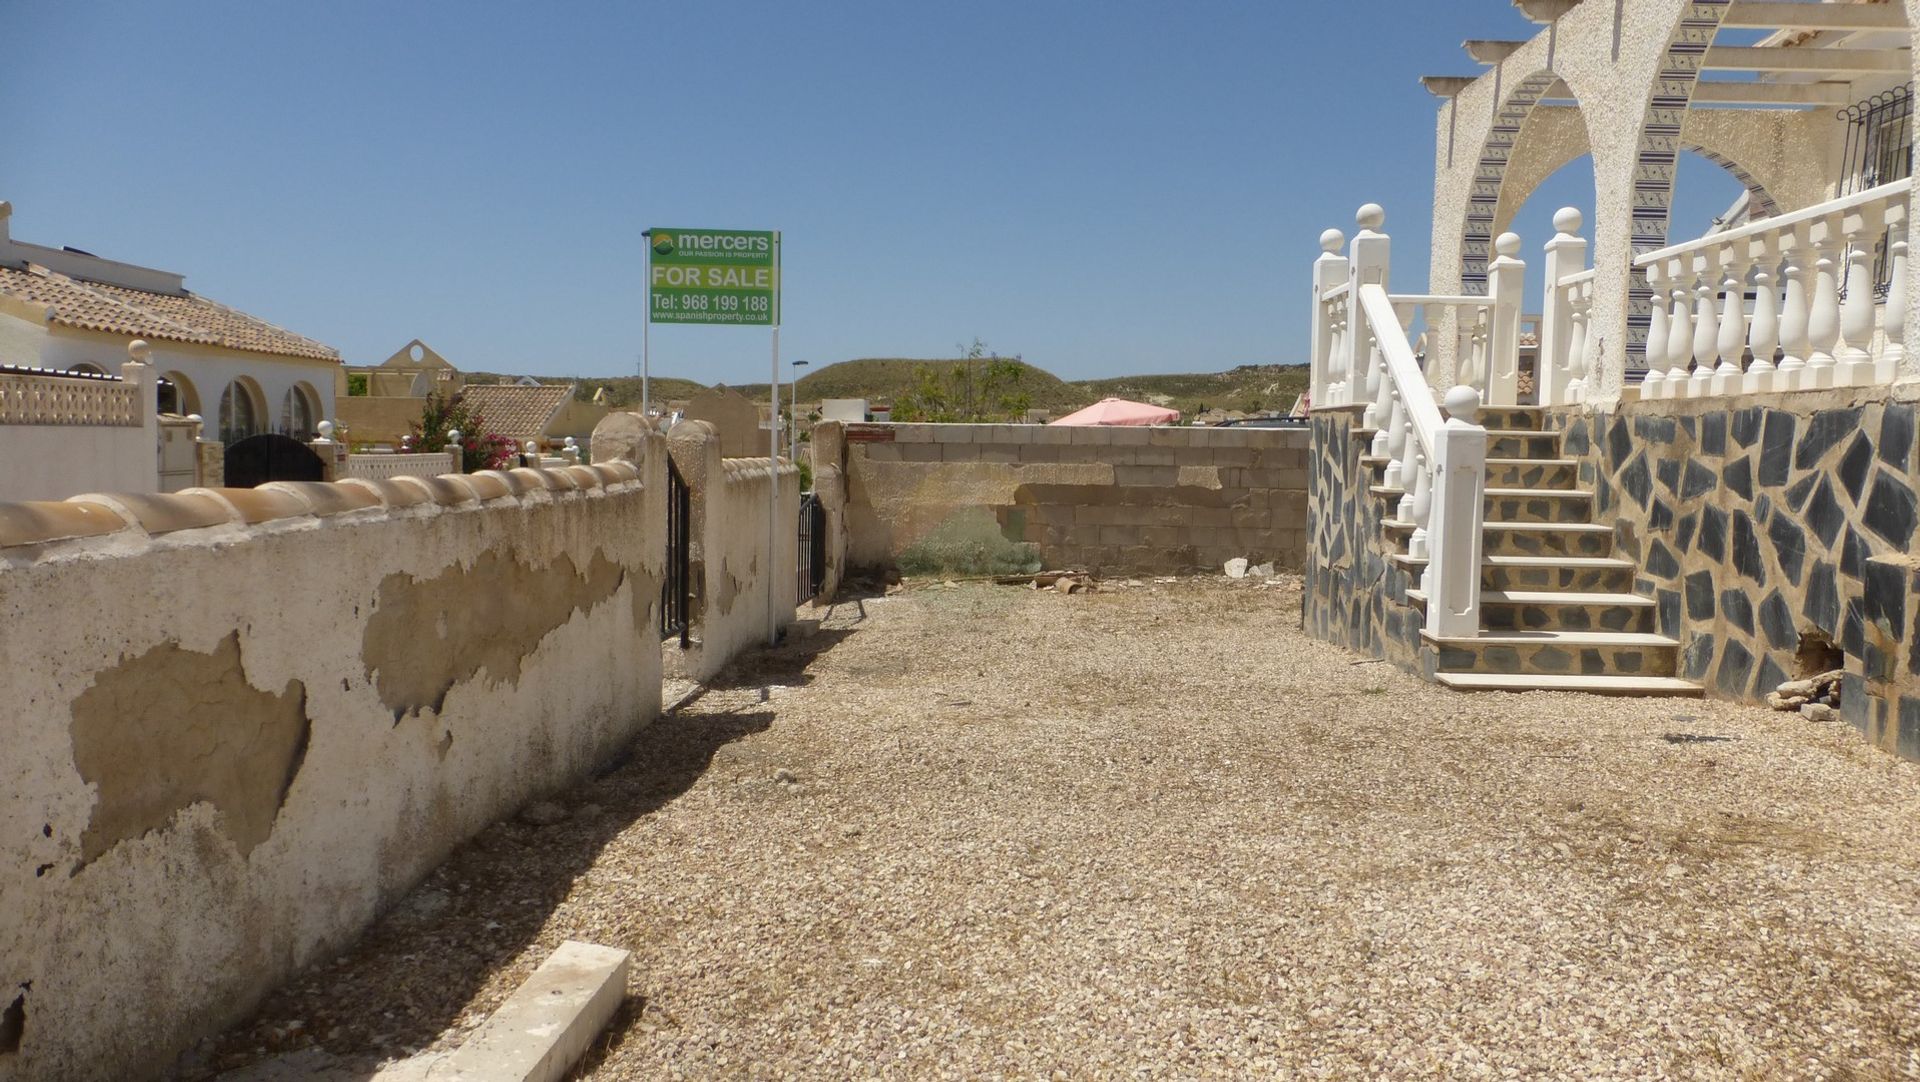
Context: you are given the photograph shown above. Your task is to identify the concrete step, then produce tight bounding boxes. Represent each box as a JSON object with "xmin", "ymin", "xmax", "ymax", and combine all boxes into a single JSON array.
[
  {"xmin": 1486, "ymin": 457, "xmax": 1579, "ymax": 490},
  {"xmin": 1473, "ymin": 406, "xmax": 1547, "ymax": 432},
  {"xmin": 1406, "ymin": 588, "xmax": 1656, "ymax": 633},
  {"xmin": 1422, "ymin": 628, "xmax": 1680, "ymax": 678},
  {"xmin": 1488, "ymin": 430, "xmax": 1561, "ymax": 458},
  {"xmin": 1434, "ymin": 672, "xmax": 1703, "ymax": 696},
  {"xmin": 1486, "ymin": 487, "xmax": 1593, "ymax": 524},
  {"xmin": 1393, "ymin": 553, "xmax": 1637, "ymax": 593},
  {"xmin": 1481, "ymin": 521, "xmax": 1615, "ymax": 558}
]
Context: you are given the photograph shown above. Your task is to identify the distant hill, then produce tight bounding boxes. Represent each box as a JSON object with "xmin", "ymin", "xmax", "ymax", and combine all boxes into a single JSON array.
[
  {"xmin": 1071, "ymin": 364, "xmax": 1309, "ymax": 417},
  {"xmin": 465, "ymin": 358, "xmax": 1309, "ymax": 419}
]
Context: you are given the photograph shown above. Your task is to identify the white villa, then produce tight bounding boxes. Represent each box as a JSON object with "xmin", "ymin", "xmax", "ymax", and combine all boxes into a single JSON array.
[
  {"xmin": 0, "ymin": 200, "xmax": 339, "ymax": 443},
  {"xmin": 1306, "ymin": 0, "xmax": 1920, "ymax": 762}
]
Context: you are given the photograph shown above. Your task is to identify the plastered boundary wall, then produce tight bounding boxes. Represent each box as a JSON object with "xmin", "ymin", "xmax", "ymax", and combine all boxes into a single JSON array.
[
  {"xmin": 824, "ymin": 421, "xmax": 1310, "ymax": 576},
  {"xmin": 0, "ymin": 449, "xmax": 667, "ymax": 1082},
  {"xmin": 665, "ymin": 420, "xmax": 801, "ymax": 681}
]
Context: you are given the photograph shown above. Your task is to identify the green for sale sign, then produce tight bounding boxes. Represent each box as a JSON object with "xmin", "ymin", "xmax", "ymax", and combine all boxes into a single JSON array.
[{"xmin": 647, "ymin": 228, "xmax": 780, "ymax": 326}]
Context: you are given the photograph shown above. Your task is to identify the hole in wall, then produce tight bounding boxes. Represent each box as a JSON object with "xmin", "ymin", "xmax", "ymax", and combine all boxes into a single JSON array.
[
  {"xmin": 32, "ymin": 865, "xmax": 51, "ymax": 878},
  {"xmin": 0, "ymin": 992, "xmax": 25, "ymax": 1055},
  {"xmin": 1796, "ymin": 629, "xmax": 1844, "ymax": 678}
]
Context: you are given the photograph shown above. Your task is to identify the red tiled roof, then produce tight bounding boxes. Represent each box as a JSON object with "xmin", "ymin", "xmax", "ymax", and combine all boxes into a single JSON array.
[
  {"xmin": 458, "ymin": 384, "xmax": 574, "ymax": 439},
  {"xmin": 0, "ymin": 263, "xmax": 339, "ymax": 362}
]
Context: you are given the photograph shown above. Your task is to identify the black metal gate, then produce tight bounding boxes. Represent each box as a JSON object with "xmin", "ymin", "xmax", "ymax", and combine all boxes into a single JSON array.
[
  {"xmin": 223, "ymin": 433, "xmax": 326, "ymax": 489},
  {"xmin": 661, "ymin": 457, "xmax": 691, "ymax": 646},
  {"xmin": 798, "ymin": 491, "xmax": 825, "ymax": 601}
]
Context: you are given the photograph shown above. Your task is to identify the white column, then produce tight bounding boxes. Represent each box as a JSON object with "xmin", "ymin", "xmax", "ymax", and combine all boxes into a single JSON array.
[
  {"xmin": 1882, "ymin": 200, "xmax": 1909, "ymax": 384},
  {"xmin": 1744, "ymin": 234, "xmax": 1780, "ymax": 395},
  {"xmin": 1423, "ymin": 385, "xmax": 1487, "ymax": 640},
  {"xmin": 1309, "ymin": 228, "xmax": 1348, "ymax": 406},
  {"xmin": 1777, "ymin": 224, "xmax": 1812, "ymax": 391},
  {"xmin": 1664, "ymin": 258, "xmax": 1696, "ymax": 396},
  {"xmin": 1346, "ymin": 205, "xmax": 1390, "ymax": 408},
  {"xmin": 126, "ymin": 339, "xmax": 161, "ymax": 493},
  {"xmin": 1485, "ymin": 232, "xmax": 1525, "ymax": 407},
  {"xmin": 1805, "ymin": 214, "xmax": 1843, "ymax": 389},
  {"xmin": 1711, "ymin": 244, "xmax": 1748, "ymax": 397},
  {"xmin": 1567, "ymin": 281, "xmax": 1591, "ymax": 402},
  {"xmin": 1834, "ymin": 204, "xmax": 1880, "ymax": 387},
  {"xmin": 1538, "ymin": 208, "xmax": 1588, "ymax": 407},
  {"xmin": 1642, "ymin": 262, "xmax": 1669, "ymax": 400},
  {"xmin": 1688, "ymin": 251, "xmax": 1720, "ymax": 397}
]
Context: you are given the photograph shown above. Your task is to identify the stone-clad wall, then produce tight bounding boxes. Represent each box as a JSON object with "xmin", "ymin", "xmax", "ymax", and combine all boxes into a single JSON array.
[
  {"xmin": 831, "ymin": 422, "xmax": 1310, "ymax": 576},
  {"xmin": 1302, "ymin": 407, "xmax": 1424, "ymax": 667},
  {"xmin": 1553, "ymin": 390, "xmax": 1920, "ymax": 761}
]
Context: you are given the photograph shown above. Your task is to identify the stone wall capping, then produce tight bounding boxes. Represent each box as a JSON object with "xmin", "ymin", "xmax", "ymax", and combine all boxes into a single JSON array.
[
  {"xmin": 338, "ymin": 477, "xmax": 430, "ymax": 509},
  {"xmin": 564, "ymin": 465, "xmax": 604, "ymax": 489},
  {"xmin": 588, "ymin": 463, "xmax": 630, "ymax": 487},
  {"xmin": 511, "ymin": 466, "xmax": 575, "ymax": 492},
  {"xmin": 75, "ymin": 491, "xmax": 236, "ymax": 536},
  {"xmin": 597, "ymin": 461, "xmax": 642, "ymax": 484},
  {"xmin": 456, "ymin": 472, "xmax": 515, "ymax": 503},
  {"xmin": 259, "ymin": 481, "xmax": 384, "ymax": 517},
  {"xmin": 0, "ymin": 499, "xmax": 134, "ymax": 548},
  {"xmin": 473, "ymin": 468, "xmax": 530, "ymax": 497},
  {"xmin": 190, "ymin": 486, "xmax": 312, "ymax": 525},
  {"xmin": 396, "ymin": 474, "xmax": 479, "ymax": 506}
]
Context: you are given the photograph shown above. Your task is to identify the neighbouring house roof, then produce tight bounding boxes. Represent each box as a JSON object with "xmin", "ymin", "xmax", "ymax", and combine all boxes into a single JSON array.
[
  {"xmin": 0, "ymin": 262, "xmax": 341, "ymax": 363},
  {"xmin": 459, "ymin": 383, "xmax": 574, "ymax": 439}
]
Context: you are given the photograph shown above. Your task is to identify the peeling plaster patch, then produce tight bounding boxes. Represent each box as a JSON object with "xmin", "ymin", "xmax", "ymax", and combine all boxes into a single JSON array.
[
  {"xmin": 363, "ymin": 549, "xmax": 626, "ymax": 720},
  {"xmin": 70, "ymin": 632, "xmax": 309, "ymax": 866}
]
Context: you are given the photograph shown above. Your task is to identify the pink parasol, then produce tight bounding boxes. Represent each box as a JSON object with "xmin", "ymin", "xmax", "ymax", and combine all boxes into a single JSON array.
[{"xmin": 1048, "ymin": 397, "xmax": 1182, "ymax": 427}]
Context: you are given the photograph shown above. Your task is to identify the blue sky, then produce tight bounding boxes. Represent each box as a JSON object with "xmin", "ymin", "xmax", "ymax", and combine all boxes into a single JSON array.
[{"xmin": 2, "ymin": 1, "xmax": 1739, "ymax": 385}]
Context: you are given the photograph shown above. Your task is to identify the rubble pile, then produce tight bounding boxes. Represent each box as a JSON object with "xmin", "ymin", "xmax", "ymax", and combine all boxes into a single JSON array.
[{"xmin": 1766, "ymin": 669, "xmax": 1843, "ymax": 722}]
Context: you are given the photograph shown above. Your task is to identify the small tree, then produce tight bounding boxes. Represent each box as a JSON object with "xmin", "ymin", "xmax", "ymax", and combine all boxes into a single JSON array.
[{"xmin": 410, "ymin": 391, "xmax": 514, "ymax": 471}]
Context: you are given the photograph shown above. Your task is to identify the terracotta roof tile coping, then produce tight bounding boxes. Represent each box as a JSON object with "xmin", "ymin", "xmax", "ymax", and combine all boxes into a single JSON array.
[{"xmin": 0, "ymin": 465, "xmax": 643, "ymax": 552}]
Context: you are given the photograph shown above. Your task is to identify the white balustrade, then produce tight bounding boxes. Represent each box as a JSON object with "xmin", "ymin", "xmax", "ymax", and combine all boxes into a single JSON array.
[
  {"xmin": 0, "ymin": 369, "xmax": 142, "ymax": 426},
  {"xmin": 1539, "ymin": 208, "xmax": 1590, "ymax": 405},
  {"xmin": 1308, "ymin": 204, "xmax": 1490, "ymax": 638},
  {"xmin": 342, "ymin": 451, "xmax": 462, "ymax": 481},
  {"xmin": 1626, "ymin": 178, "xmax": 1911, "ymax": 397}
]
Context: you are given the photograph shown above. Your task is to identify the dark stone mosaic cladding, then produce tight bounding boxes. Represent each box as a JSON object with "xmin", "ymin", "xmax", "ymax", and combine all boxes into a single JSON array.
[
  {"xmin": 1303, "ymin": 409, "xmax": 1423, "ymax": 671},
  {"xmin": 1549, "ymin": 391, "xmax": 1920, "ymax": 763}
]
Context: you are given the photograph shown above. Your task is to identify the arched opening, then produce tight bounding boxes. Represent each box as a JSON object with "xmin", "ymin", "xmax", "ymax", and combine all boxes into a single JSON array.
[
  {"xmin": 1460, "ymin": 69, "xmax": 1566, "ymax": 295},
  {"xmin": 67, "ymin": 362, "xmax": 107, "ymax": 377},
  {"xmin": 219, "ymin": 378, "xmax": 264, "ymax": 445},
  {"xmin": 279, "ymin": 382, "xmax": 319, "ymax": 439},
  {"xmin": 158, "ymin": 371, "xmax": 199, "ymax": 416}
]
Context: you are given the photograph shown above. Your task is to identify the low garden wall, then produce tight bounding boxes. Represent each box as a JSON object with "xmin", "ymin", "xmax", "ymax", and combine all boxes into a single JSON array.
[
  {"xmin": 822, "ymin": 421, "xmax": 1310, "ymax": 576},
  {"xmin": 0, "ymin": 450, "xmax": 667, "ymax": 1081}
]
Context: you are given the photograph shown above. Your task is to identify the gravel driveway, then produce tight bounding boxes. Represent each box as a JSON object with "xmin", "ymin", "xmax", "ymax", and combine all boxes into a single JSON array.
[{"xmin": 202, "ymin": 576, "xmax": 1920, "ymax": 1079}]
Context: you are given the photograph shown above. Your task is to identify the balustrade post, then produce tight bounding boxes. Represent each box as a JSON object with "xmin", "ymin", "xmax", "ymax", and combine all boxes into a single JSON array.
[
  {"xmin": 1664, "ymin": 258, "xmax": 1696, "ymax": 397},
  {"xmin": 1688, "ymin": 251, "xmax": 1720, "ymax": 397},
  {"xmin": 1406, "ymin": 449, "xmax": 1432, "ymax": 559},
  {"xmin": 1711, "ymin": 245, "xmax": 1749, "ymax": 396},
  {"xmin": 1642, "ymin": 263, "xmax": 1669, "ymax": 399},
  {"xmin": 1368, "ymin": 340, "xmax": 1392, "ymax": 456},
  {"xmin": 1777, "ymin": 223, "xmax": 1812, "ymax": 391},
  {"xmin": 1805, "ymin": 214, "xmax": 1843, "ymax": 389},
  {"xmin": 1383, "ymin": 387, "xmax": 1407, "ymax": 479},
  {"xmin": 125, "ymin": 340, "xmax": 161, "ymax": 493},
  {"xmin": 1346, "ymin": 204, "xmax": 1391, "ymax": 408},
  {"xmin": 1835, "ymin": 204, "xmax": 1880, "ymax": 386},
  {"xmin": 1423, "ymin": 386, "xmax": 1487, "ymax": 640},
  {"xmin": 1538, "ymin": 209, "xmax": 1587, "ymax": 407},
  {"xmin": 1310, "ymin": 228, "xmax": 1348, "ymax": 406},
  {"xmin": 1485, "ymin": 232, "xmax": 1525, "ymax": 406},
  {"xmin": 1882, "ymin": 199, "xmax": 1909, "ymax": 383},
  {"xmin": 1745, "ymin": 234, "xmax": 1780, "ymax": 394},
  {"xmin": 1567, "ymin": 281, "xmax": 1591, "ymax": 402}
]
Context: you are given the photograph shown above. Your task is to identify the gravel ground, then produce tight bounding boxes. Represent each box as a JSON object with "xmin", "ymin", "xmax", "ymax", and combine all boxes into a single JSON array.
[{"xmin": 199, "ymin": 576, "xmax": 1920, "ymax": 1080}]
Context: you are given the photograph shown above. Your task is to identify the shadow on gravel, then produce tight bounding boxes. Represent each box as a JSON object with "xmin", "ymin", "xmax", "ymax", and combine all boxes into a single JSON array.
[{"xmin": 183, "ymin": 614, "xmax": 865, "ymax": 1080}]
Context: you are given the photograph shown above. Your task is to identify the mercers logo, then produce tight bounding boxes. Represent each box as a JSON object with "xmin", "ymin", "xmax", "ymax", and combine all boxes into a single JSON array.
[{"xmin": 651, "ymin": 233, "xmax": 677, "ymax": 256}]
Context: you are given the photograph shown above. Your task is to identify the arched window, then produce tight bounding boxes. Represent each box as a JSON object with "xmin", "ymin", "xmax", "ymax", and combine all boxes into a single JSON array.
[
  {"xmin": 219, "ymin": 380, "xmax": 261, "ymax": 444},
  {"xmin": 158, "ymin": 372, "xmax": 200, "ymax": 416},
  {"xmin": 279, "ymin": 384, "xmax": 318, "ymax": 438}
]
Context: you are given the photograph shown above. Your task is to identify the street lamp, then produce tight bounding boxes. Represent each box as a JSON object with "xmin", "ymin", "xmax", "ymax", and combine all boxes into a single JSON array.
[{"xmin": 789, "ymin": 359, "xmax": 809, "ymax": 462}]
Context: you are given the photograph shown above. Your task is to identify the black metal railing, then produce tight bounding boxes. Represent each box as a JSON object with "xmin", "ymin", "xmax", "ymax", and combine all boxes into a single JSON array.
[
  {"xmin": 797, "ymin": 491, "xmax": 825, "ymax": 602},
  {"xmin": 661, "ymin": 457, "xmax": 691, "ymax": 646},
  {"xmin": 1840, "ymin": 83, "xmax": 1913, "ymax": 299}
]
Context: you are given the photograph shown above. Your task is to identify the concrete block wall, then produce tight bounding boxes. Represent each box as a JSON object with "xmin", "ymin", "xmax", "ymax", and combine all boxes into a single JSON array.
[
  {"xmin": 824, "ymin": 422, "xmax": 1310, "ymax": 576},
  {"xmin": 0, "ymin": 451, "xmax": 667, "ymax": 1081},
  {"xmin": 665, "ymin": 420, "xmax": 802, "ymax": 679}
]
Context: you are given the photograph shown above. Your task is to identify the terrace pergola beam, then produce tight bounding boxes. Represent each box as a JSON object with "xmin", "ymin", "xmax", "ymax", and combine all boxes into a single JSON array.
[
  {"xmin": 1422, "ymin": 75, "xmax": 1478, "ymax": 98},
  {"xmin": 1463, "ymin": 40, "xmax": 1527, "ymax": 64},
  {"xmin": 1701, "ymin": 45, "xmax": 1911, "ymax": 74},
  {"xmin": 1688, "ymin": 80, "xmax": 1854, "ymax": 106},
  {"xmin": 1720, "ymin": 2, "xmax": 1908, "ymax": 32},
  {"xmin": 1511, "ymin": 0, "xmax": 1581, "ymax": 24}
]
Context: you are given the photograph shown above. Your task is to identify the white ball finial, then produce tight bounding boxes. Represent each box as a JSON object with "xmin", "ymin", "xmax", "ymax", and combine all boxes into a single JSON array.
[
  {"xmin": 126, "ymin": 339, "xmax": 151, "ymax": 363},
  {"xmin": 564, "ymin": 436, "xmax": 578, "ymax": 449},
  {"xmin": 524, "ymin": 439, "xmax": 539, "ymax": 454},
  {"xmin": 1443, "ymin": 385, "xmax": 1482, "ymax": 421},
  {"xmin": 1552, "ymin": 206, "xmax": 1583, "ymax": 234},
  {"xmin": 1319, "ymin": 228, "xmax": 1345, "ymax": 254},
  {"xmin": 1356, "ymin": 204, "xmax": 1386, "ymax": 231},
  {"xmin": 317, "ymin": 420, "xmax": 334, "ymax": 439},
  {"xmin": 447, "ymin": 428, "xmax": 462, "ymax": 443},
  {"xmin": 1495, "ymin": 232, "xmax": 1522, "ymax": 257}
]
